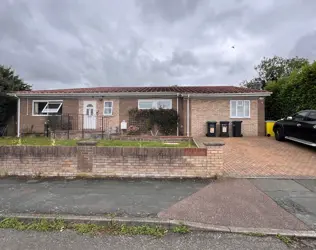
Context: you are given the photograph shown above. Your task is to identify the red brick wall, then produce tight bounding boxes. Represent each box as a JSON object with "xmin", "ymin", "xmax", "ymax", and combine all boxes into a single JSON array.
[
  {"xmin": 0, "ymin": 144, "xmax": 224, "ymax": 178},
  {"xmin": 20, "ymin": 98, "xmax": 78, "ymax": 134},
  {"xmin": 190, "ymin": 97, "xmax": 260, "ymax": 137}
]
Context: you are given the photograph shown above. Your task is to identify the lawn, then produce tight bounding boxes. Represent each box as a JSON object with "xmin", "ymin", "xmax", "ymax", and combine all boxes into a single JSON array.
[{"xmin": 0, "ymin": 137, "xmax": 195, "ymax": 148}]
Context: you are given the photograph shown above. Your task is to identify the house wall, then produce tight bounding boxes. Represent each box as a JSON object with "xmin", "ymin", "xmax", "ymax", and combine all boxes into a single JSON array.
[
  {"xmin": 190, "ymin": 98, "xmax": 260, "ymax": 137},
  {"xmin": 78, "ymin": 98, "xmax": 120, "ymax": 132},
  {"xmin": 20, "ymin": 98, "xmax": 78, "ymax": 134},
  {"xmin": 118, "ymin": 97, "xmax": 178, "ymax": 132}
]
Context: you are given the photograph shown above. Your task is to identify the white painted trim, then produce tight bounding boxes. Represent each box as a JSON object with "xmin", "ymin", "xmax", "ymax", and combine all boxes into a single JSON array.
[
  {"xmin": 230, "ymin": 100, "xmax": 251, "ymax": 118},
  {"xmin": 138, "ymin": 99, "xmax": 172, "ymax": 110},
  {"xmin": 17, "ymin": 97, "xmax": 20, "ymax": 137},
  {"xmin": 176, "ymin": 94, "xmax": 179, "ymax": 136},
  {"xmin": 103, "ymin": 101, "xmax": 113, "ymax": 116},
  {"xmin": 16, "ymin": 92, "xmax": 272, "ymax": 98},
  {"xmin": 26, "ymin": 98, "xmax": 29, "ymax": 115},
  {"xmin": 32, "ymin": 100, "xmax": 63, "ymax": 116},
  {"xmin": 187, "ymin": 95, "xmax": 190, "ymax": 136}
]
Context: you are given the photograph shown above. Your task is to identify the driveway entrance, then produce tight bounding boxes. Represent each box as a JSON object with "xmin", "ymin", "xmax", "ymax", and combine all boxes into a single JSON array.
[{"xmin": 194, "ymin": 137, "xmax": 316, "ymax": 178}]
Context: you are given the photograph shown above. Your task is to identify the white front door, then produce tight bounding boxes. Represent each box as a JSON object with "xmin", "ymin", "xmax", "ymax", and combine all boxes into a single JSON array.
[{"xmin": 83, "ymin": 101, "xmax": 96, "ymax": 129}]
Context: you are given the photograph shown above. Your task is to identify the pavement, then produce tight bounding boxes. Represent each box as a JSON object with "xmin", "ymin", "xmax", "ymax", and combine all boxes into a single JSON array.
[
  {"xmin": 158, "ymin": 179, "xmax": 309, "ymax": 230},
  {"xmin": 251, "ymin": 179, "xmax": 316, "ymax": 230},
  {"xmin": 0, "ymin": 178, "xmax": 208, "ymax": 217},
  {"xmin": 194, "ymin": 136, "xmax": 316, "ymax": 178},
  {"xmin": 2, "ymin": 229, "xmax": 315, "ymax": 250},
  {"xmin": 1, "ymin": 177, "xmax": 316, "ymax": 235}
]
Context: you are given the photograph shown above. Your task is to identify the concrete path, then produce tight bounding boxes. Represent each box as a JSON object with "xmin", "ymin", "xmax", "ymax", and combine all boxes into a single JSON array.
[
  {"xmin": 158, "ymin": 179, "xmax": 309, "ymax": 230},
  {"xmin": 0, "ymin": 178, "xmax": 208, "ymax": 217},
  {"xmin": 251, "ymin": 179, "xmax": 316, "ymax": 230}
]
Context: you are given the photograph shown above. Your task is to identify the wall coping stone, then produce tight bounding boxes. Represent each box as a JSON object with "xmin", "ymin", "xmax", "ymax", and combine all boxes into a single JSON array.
[
  {"xmin": 77, "ymin": 141, "xmax": 98, "ymax": 146},
  {"xmin": 204, "ymin": 142, "xmax": 225, "ymax": 147}
]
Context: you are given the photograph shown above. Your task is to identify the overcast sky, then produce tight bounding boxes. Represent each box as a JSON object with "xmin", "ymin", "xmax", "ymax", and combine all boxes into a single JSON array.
[{"xmin": 1, "ymin": 0, "xmax": 316, "ymax": 90}]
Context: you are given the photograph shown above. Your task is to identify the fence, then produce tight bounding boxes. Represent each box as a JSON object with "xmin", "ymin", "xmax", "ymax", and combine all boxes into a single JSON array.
[{"xmin": 44, "ymin": 114, "xmax": 116, "ymax": 140}]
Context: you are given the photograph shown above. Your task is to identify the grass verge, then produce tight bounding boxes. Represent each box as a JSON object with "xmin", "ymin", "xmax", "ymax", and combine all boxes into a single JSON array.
[
  {"xmin": 276, "ymin": 234, "xmax": 297, "ymax": 247},
  {"xmin": 0, "ymin": 217, "xmax": 190, "ymax": 237},
  {"xmin": 0, "ymin": 137, "xmax": 195, "ymax": 148}
]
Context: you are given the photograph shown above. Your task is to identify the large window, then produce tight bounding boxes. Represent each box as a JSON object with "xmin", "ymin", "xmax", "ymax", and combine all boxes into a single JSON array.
[
  {"xmin": 32, "ymin": 100, "xmax": 63, "ymax": 116},
  {"xmin": 104, "ymin": 101, "xmax": 113, "ymax": 116},
  {"xmin": 138, "ymin": 99, "xmax": 172, "ymax": 110},
  {"xmin": 230, "ymin": 100, "xmax": 250, "ymax": 118}
]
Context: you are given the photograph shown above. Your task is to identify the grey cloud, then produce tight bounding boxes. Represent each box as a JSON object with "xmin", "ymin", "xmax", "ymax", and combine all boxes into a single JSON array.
[
  {"xmin": 290, "ymin": 31, "xmax": 316, "ymax": 60},
  {"xmin": 136, "ymin": 0, "xmax": 205, "ymax": 23},
  {"xmin": 0, "ymin": 0, "xmax": 316, "ymax": 89}
]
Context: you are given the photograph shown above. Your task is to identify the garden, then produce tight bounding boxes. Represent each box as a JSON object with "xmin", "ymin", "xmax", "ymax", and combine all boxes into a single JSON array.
[{"xmin": 0, "ymin": 137, "xmax": 195, "ymax": 148}]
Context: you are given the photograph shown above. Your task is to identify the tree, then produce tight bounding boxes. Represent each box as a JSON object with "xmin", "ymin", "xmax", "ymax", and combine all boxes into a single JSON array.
[
  {"xmin": 264, "ymin": 61, "xmax": 316, "ymax": 120},
  {"xmin": 0, "ymin": 65, "xmax": 31, "ymax": 125},
  {"xmin": 241, "ymin": 56, "xmax": 309, "ymax": 90},
  {"xmin": 255, "ymin": 56, "xmax": 308, "ymax": 82}
]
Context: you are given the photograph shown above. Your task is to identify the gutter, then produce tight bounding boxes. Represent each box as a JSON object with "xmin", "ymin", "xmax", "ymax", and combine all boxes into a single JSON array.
[
  {"xmin": 187, "ymin": 92, "xmax": 272, "ymax": 98},
  {"xmin": 14, "ymin": 91, "xmax": 272, "ymax": 98},
  {"xmin": 14, "ymin": 92, "xmax": 179, "ymax": 98}
]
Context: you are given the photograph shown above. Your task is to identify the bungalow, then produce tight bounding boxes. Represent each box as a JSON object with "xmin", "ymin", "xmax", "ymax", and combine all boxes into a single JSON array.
[{"xmin": 14, "ymin": 86, "xmax": 271, "ymax": 137}]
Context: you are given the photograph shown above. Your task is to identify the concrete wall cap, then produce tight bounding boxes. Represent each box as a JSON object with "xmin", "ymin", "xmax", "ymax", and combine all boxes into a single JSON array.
[
  {"xmin": 76, "ymin": 141, "xmax": 98, "ymax": 146},
  {"xmin": 203, "ymin": 142, "xmax": 225, "ymax": 147}
]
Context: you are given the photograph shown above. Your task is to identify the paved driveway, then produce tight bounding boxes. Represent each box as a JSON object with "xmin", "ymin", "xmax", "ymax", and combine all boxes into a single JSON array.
[{"xmin": 195, "ymin": 137, "xmax": 316, "ymax": 178}]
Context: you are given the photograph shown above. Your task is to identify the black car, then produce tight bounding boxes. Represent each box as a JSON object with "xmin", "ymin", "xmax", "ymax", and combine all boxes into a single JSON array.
[{"xmin": 273, "ymin": 110, "xmax": 316, "ymax": 147}]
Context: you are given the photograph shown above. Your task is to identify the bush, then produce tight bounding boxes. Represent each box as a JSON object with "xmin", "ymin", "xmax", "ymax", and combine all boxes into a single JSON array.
[
  {"xmin": 265, "ymin": 62, "xmax": 316, "ymax": 119},
  {"xmin": 129, "ymin": 108, "xmax": 179, "ymax": 135}
]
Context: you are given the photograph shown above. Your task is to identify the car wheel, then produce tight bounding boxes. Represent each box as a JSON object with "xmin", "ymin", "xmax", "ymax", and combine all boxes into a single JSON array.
[{"xmin": 275, "ymin": 127, "xmax": 285, "ymax": 141}]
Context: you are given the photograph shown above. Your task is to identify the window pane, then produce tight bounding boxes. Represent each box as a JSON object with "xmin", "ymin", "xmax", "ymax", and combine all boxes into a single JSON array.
[
  {"xmin": 293, "ymin": 111, "xmax": 309, "ymax": 121},
  {"xmin": 231, "ymin": 101, "xmax": 237, "ymax": 117},
  {"xmin": 237, "ymin": 106, "xmax": 244, "ymax": 117},
  {"xmin": 244, "ymin": 101, "xmax": 250, "ymax": 117},
  {"xmin": 38, "ymin": 102, "xmax": 47, "ymax": 114},
  {"xmin": 139, "ymin": 101, "xmax": 153, "ymax": 109},
  {"xmin": 307, "ymin": 111, "xmax": 316, "ymax": 121},
  {"xmin": 104, "ymin": 102, "xmax": 112, "ymax": 108},
  {"xmin": 33, "ymin": 102, "xmax": 39, "ymax": 114},
  {"xmin": 104, "ymin": 108, "xmax": 112, "ymax": 115},
  {"xmin": 156, "ymin": 100, "xmax": 171, "ymax": 109},
  {"xmin": 47, "ymin": 103, "xmax": 61, "ymax": 109}
]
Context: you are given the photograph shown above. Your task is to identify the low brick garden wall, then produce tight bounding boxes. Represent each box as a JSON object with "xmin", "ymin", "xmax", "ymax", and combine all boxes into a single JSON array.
[
  {"xmin": 0, "ymin": 142, "xmax": 224, "ymax": 178},
  {"xmin": 52, "ymin": 130, "xmax": 191, "ymax": 142}
]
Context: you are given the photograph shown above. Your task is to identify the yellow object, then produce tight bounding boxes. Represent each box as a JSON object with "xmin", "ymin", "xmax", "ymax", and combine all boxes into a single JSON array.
[{"xmin": 266, "ymin": 121, "xmax": 275, "ymax": 137}]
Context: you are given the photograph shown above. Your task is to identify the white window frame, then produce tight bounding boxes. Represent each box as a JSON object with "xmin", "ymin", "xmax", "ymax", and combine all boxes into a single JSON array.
[
  {"xmin": 32, "ymin": 100, "xmax": 63, "ymax": 116},
  {"xmin": 230, "ymin": 100, "xmax": 251, "ymax": 118},
  {"xmin": 138, "ymin": 99, "xmax": 172, "ymax": 110},
  {"xmin": 103, "ymin": 101, "xmax": 113, "ymax": 116}
]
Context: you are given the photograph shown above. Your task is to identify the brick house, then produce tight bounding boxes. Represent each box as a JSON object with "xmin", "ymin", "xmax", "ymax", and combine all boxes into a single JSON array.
[{"xmin": 14, "ymin": 86, "xmax": 271, "ymax": 137}]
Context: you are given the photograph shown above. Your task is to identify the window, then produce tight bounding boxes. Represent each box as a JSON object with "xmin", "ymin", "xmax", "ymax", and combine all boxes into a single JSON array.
[
  {"xmin": 306, "ymin": 111, "xmax": 316, "ymax": 121},
  {"xmin": 104, "ymin": 101, "xmax": 113, "ymax": 116},
  {"xmin": 230, "ymin": 100, "xmax": 250, "ymax": 118},
  {"xmin": 293, "ymin": 111, "xmax": 309, "ymax": 121},
  {"xmin": 32, "ymin": 100, "xmax": 63, "ymax": 116},
  {"xmin": 138, "ymin": 99, "xmax": 172, "ymax": 110}
]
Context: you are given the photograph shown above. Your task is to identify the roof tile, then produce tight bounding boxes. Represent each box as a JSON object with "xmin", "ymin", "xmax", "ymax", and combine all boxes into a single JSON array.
[{"xmin": 16, "ymin": 86, "xmax": 268, "ymax": 95}]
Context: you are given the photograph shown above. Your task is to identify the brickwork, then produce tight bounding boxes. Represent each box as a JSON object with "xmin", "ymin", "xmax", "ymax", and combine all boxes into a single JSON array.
[
  {"xmin": 78, "ymin": 98, "xmax": 120, "ymax": 132},
  {"xmin": 0, "ymin": 143, "xmax": 224, "ymax": 178},
  {"xmin": 20, "ymin": 98, "xmax": 78, "ymax": 134},
  {"xmin": 190, "ymin": 98, "xmax": 259, "ymax": 137}
]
